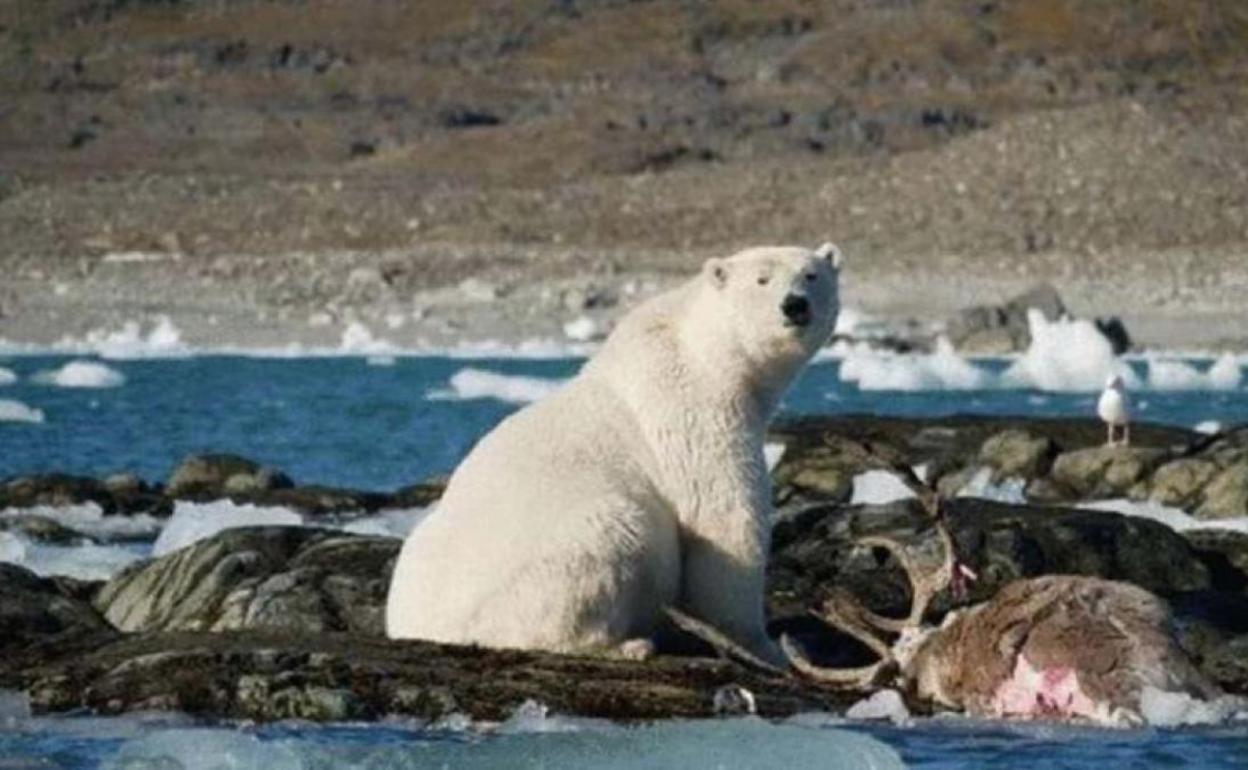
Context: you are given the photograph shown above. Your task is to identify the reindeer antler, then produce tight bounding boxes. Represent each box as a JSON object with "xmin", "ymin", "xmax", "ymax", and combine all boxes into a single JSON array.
[{"xmin": 781, "ymin": 436, "xmax": 975, "ymax": 689}]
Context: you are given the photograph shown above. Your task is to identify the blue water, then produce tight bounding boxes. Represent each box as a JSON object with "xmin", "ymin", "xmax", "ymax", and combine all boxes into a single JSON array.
[
  {"xmin": 2, "ymin": 355, "xmax": 1244, "ymax": 490},
  {"xmin": 3, "ymin": 353, "xmax": 1248, "ymax": 767},
  {"xmin": 1, "ymin": 713, "xmax": 1247, "ymax": 769}
]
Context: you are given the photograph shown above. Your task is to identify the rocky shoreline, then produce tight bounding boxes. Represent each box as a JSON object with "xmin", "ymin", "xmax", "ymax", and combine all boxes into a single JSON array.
[{"xmin": 4, "ymin": 415, "xmax": 1248, "ymax": 722}]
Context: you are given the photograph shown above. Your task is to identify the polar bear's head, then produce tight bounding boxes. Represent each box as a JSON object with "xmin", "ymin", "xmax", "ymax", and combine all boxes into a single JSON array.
[{"xmin": 701, "ymin": 243, "xmax": 843, "ymax": 364}]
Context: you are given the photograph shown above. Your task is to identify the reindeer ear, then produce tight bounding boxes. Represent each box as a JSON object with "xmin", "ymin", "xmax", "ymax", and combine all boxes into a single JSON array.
[
  {"xmin": 703, "ymin": 257, "xmax": 729, "ymax": 289},
  {"xmin": 815, "ymin": 242, "xmax": 843, "ymax": 269}
]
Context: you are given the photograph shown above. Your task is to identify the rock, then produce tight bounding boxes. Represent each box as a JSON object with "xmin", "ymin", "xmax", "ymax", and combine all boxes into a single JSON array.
[
  {"xmin": 977, "ymin": 429, "xmax": 1058, "ymax": 481},
  {"xmin": 457, "ymin": 277, "xmax": 501, "ymax": 302},
  {"xmin": 167, "ymin": 454, "xmax": 293, "ymax": 499},
  {"xmin": 0, "ymin": 515, "xmax": 93, "ymax": 545},
  {"xmin": 1048, "ymin": 445, "xmax": 1169, "ymax": 500},
  {"xmin": 1149, "ymin": 458, "xmax": 1220, "ymax": 508},
  {"xmin": 392, "ymin": 478, "xmax": 446, "ymax": 507},
  {"xmin": 768, "ymin": 498, "xmax": 1211, "ymax": 622},
  {"xmin": 770, "ymin": 442, "xmax": 864, "ymax": 505},
  {"xmin": 232, "ymin": 485, "xmax": 395, "ymax": 517},
  {"xmin": 1196, "ymin": 460, "xmax": 1248, "ymax": 520},
  {"xmin": 0, "ymin": 563, "xmax": 113, "ymax": 655},
  {"xmin": 0, "ymin": 473, "xmax": 166, "ymax": 516},
  {"xmin": 946, "ymin": 283, "xmax": 1066, "ymax": 353},
  {"xmin": 103, "ymin": 473, "xmax": 147, "ymax": 496},
  {"xmin": 1095, "ymin": 316, "xmax": 1132, "ymax": 355},
  {"xmin": 93, "ymin": 527, "xmax": 398, "ymax": 635}
]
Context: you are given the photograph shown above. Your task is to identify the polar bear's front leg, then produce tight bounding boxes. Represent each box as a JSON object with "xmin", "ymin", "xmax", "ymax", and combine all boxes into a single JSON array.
[{"xmin": 679, "ymin": 514, "xmax": 784, "ymax": 666}]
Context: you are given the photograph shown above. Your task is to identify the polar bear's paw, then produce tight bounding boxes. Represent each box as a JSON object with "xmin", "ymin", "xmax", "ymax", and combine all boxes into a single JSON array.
[{"xmin": 617, "ymin": 638, "xmax": 657, "ymax": 661}]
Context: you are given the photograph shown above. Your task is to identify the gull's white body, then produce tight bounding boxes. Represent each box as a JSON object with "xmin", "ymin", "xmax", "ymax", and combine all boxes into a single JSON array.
[{"xmin": 1097, "ymin": 375, "xmax": 1131, "ymax": 446}]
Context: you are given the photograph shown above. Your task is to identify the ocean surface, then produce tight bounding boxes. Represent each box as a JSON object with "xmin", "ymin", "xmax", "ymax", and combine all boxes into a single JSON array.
[{"xmin": 2, "ymin": 349, "xmax": 1248, "ymax": 768}]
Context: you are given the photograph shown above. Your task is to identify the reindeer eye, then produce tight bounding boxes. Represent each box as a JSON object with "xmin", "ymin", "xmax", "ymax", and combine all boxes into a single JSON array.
[{"xmin": 757, "ymin": 275, "xmax": 770, "ymax": 286}]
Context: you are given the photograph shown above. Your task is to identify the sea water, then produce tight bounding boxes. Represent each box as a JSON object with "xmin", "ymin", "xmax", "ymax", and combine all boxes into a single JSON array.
[{"xmin": 2, "ymin": 351, "xmax": 1248, "ymax": 768}]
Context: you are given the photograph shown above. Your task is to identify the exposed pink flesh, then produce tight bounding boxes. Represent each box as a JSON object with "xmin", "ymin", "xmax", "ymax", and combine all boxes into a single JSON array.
[{"xmin": 992, "ymin": 655, "xmax": 1102, "ymax": 721}]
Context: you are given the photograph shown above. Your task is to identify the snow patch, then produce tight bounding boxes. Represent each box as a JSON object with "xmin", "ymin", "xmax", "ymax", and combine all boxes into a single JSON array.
[
  {"xmin": 0, "ymin": 399, "xmax": 44, "ymax": 423},
  {"xmin": 34, "ymin": 360, "xmax": 126, "ymax": 388},
  {"xmin": 428, "ymin": 367, "xmax": 566, "ymax": 404}
]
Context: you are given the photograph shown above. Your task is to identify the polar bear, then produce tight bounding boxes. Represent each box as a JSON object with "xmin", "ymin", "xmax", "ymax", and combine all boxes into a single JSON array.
[{"xmin": 387, "ymin": 243, "xmax": 843, "ymax": 663}]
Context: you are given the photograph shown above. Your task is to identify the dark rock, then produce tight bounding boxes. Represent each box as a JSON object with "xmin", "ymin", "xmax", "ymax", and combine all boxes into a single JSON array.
[
  {"xmin": 0, "ymin": 473, "xmax": 167, "ymax": 516},
  {"xmin": 1095, "ymin": 316, "xmax": 1133, "ymax": 355},
  {"xmin": 768, "ymin": 498, "xmax": 1211, "ymax": 622},
  {"xmin": 166, "ymin": 454, "xmax": 294, "ymax": 499},
  {"xmin": 93, "ymin": 527, "xmax": 399, "ymax": 635},
  {"xmin": 946, "ymin": 283, "xmax": 1066, "ymax": 353},
  {"xmin": 0, "ymin": 515, "xmax": 94, "ymax": 545},
  {"xmin": 232, "ymin": 485, "xmax": 395, "ymax": 517},
  {"xmin": 0, "ymin": 563, "xmax": 114, "ymax": 656},
  {"xmin": 393, "ymin": 478, "xmax": 447, "ymax": 507}
]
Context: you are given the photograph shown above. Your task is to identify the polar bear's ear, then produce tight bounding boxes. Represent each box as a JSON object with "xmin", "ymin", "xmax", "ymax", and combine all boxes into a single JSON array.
[
  {"xmin": 815, "ymin": 242, "xmax": 843, "ymax": 269},
  {"xmin": 703, "ymin": 257, "xmax": 729, "ymax": 289}
]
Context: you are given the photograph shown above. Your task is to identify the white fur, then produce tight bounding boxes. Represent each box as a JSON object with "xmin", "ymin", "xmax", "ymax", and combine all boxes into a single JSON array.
[{"xmin": 386, "ymin": 245, "xmax": 842, "ymax": 661}]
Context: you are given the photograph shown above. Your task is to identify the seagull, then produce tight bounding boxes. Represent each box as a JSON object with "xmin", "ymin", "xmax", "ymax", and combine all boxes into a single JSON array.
[{"xmin": 1097, "ymin": 374, "xmax": 1130, "ymax": 447}]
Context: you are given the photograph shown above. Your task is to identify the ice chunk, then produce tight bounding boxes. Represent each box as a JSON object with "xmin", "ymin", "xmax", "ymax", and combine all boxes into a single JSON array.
[
  {"xmin": 1003, "ymin": 310, "xmax": 1136, "ymax": 392},
  {"xmin": 1, "ymin": 503, "xmax": 162, "ymax": 541},
  {"xmin": 0, "ymin": 367, "xmax": 16, "ymax": 385},
  {"xmin": 847, "ymin": 689, "xmax": 911, "ymax": 725},
  {"xmin": 1149, "ymin": 353, "xmax": 1243, "ymax": 391},
  {"xmin": 339, "ymin": 321, "xmax": 396, "ymax": 354},
  {"xmin": 763, "ymin": 442, "xmax": 786, "ymax": 472},
  {"xmin": 153, "ymin": 501, "xmax": 302, "ymax": 557},
  {"xmin": 428, "ymin": 367, "xmax": 566, "ymax": 404},
  {"xmin": 0, "ymin": 530, "xmax": 149, "ymax": 580},
  {"xmin": 1195, "ymin": 420, "xmax": 1223, "ymax": 435},
  {"xmin": 339, "ymin": 507, "xmax": 431, "ymax": 539},
  {"xmin": 957, "ymin": 467, "xmax": 1027, "ymax": 504},
  {"xmin": 1080, "ymin": 498, "xmax": 1248, "ymax": 536},
  {"xmin": 34, "ymin": 360, "xmax": 126, "ymax": 388},
  {"xmin": 851, "ymin": 470, "xmax": 916, "ymax": 505},
  {"xmin": 1139, "ymin": 687, "xmax": 1247, "ymax": 727},
  {"xmin": 839, "ymin": 338, "xmax": 991, "ymax": 391},
  {"xmin": 107, "ymin": 728, "xmax": 304, "ymax": 770},
  {"xmin": 0, "ymin": 399, "xmax": 44, "ymax": 423}
]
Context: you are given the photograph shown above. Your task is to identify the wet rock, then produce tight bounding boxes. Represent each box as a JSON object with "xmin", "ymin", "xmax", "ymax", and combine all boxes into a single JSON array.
[
  {"xmin": 977, "ymin": 429, "xmax": 1059, "ymax": 482},
  {"xmin": 167, "ymin": 454, "xmax": 294, "ymax": 499},
  {"xmin": 1095, "ymin": 316, "xmax": 1133, "ymax": 355},
  {"xmin": 1196, "ymin": 460, "xmax": 1248, "ymax": 520},
  {"xmin": 1048, "ymin": 445, "xmax": 1169, "ymax": 500},
  {"xmin": 232, "ymin": 485, "xmax": 395, "ymax": 516},
  {"xmin": 946, "ymin": 283, "xmax": 1066, "ymax": 354},
  {"xmin": 1149, "ymin": 458, "xmax": 1220, "ymax": 508},
  {"xmin": 771, "ymin": 441, "xmax": 859, "ymax": 504},
  {"xmin": 768, "ymin": 498, "xmax": 1211, "ymax": 622},
  {"xmin": 94, "ymin": 527, "xmax": 399, "ymax": 635},
  {"xmin": 393, "ymin": 478, "xmax": 446, "ymax": 507},
  {"xmin": 0, "ymin": 474, "xmax": 166, "ymax": 517},
  {"xmin": 0, "ymin": 515, "xmax": 93, "ymax": 545},
  {"xmin": 0, "ymin": 563, "xmax": 113, "ymax": 655}
]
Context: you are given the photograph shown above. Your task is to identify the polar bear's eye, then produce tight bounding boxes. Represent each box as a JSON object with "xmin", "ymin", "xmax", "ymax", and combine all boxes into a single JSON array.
[
  {"xmin": 804, "ymin": 272, "xmax": 818, "ymax": 282},
  {"xmin": 757, "ymin": 275, "xmax": 770, "ymax": 286}
]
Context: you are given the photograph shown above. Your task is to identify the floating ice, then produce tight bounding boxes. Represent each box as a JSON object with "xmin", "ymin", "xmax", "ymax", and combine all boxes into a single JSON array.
[
  {"xmin": 1, "ymin": 503, "xmax": 162, "ymax": 541},
  {"xmin": 1003, "ymin": 310, "xmax": 1137, "ymax": 392},
  {"xmin": 851, "ymin": 470, "xmax": 916, "ymax": 505},
  {"xmin": 1195, "ymin": 420, "xmax": 1223, "ymax": 435},
  {"xmin": 957, "ymin": 467, "xmax": 1028, "ymax": 504},
  {"xmin": 107, "ymin": 728, "xmax": 304, "ymax": 770},
  {"xmin": 839, "ymin": 338, "xmax": 992, "ymax": 391},
  {"xmin": 846, "ymin": 689, "xmax": 911, "ymax": 725},
  {"xmin": 563, "ymin": 315, "xmax": 603, "ymax": 342},
  {"xmin": 1148, "ymin": 353, "xmax": 1243, "ymax": 391},
  {"xmin": 152, "ymin": 500, "xmax": 302, "ymax": 557},
  {"xmin": 0, "ymin": 367, "xmax": 16, "ymax": 385},
  {"xmin": 763, "ymin": 442, "xmax": 786, "ymax": 472},
  {"xmin": 339, "ymin": 507, "xmax": 431, "ymax": 539},
  {"xmin": 0, "ymin": 530, "xmax": 149, "ymax": 580},
  {"xmin": 1079, "ymin": 498, "xmax": 1248, "ymax": 536},
  {"xmin": 0, "ymin": 399, "xmax": 44, "ymax": 423},
  {"xmin": 34, "ymin": 360, "xmax": 126, "ymax": 388},
  {"xmin": 428, "ymin": 367, "xmax": 566, "ymax": 404},
  {"xmin": 1138, "ymin": 687, "xmax": 1247, "ymax": 727},
  {"xmin": 339, "ymin": 321, "xmax": 397, "ymax": 355}
]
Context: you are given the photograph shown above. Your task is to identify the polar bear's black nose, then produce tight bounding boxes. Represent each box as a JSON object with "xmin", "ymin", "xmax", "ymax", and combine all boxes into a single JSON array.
[{"xmin": 782, "ymin": 294, "xmax": 811, "ymax": 326}]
